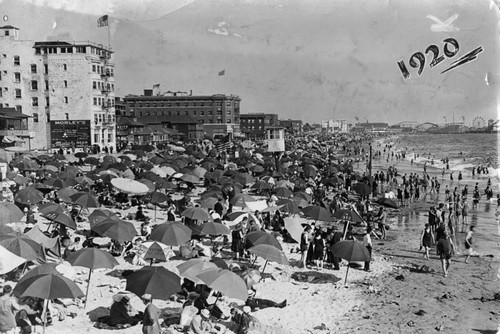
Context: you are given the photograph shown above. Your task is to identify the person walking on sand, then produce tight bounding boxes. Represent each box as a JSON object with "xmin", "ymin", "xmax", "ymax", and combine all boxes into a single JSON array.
[
  {"xmin": 0, "ymin": 285, "xmax": 19, "ymax": 334},
  {"xmin": 464, "ymin": 226, "xmax": 475, "ymax": 264},
  {"xmin": 376, "ymin": 207, "xmax": 387, "ymax": 240},
  {"xmin": 436, "ymin": 230, "xmax": 455, "ymax": 278},
  {"xmin": 311, "ymin": 230, "xmax": 326, "ymax": 271},
  {"xmin": 461, "ymin": 198, "xmax": 469, "ymax": 232},
  {"xmin": 363, "ymin": 227, "xmax": 373, "ymax": 271},
  {"xmin": 420, "ymin": 224, "xmax": 434, "ymax": 260}
]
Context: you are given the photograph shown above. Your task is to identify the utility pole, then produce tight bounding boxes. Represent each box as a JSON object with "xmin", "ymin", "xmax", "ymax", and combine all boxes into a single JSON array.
[{"xmin": 368, "ymin": 142, "xmax": 372, "ymax": 199}]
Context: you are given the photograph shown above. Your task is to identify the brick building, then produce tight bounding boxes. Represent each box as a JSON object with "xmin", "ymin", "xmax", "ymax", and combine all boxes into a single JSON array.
[
  {"xmin": 240, "ymin": 113, "xmax": 279, "ymax": 140},
  {"xmin": 0, "ymin": 25, "xmax": 116, "ymax": 151},
  {"xmin": 121, "ymin": 87, "xmax": 241, "ymax": 139},
  {"xmin": 279, "ymin": 119, "xmax": 303, "ymax": 136}
]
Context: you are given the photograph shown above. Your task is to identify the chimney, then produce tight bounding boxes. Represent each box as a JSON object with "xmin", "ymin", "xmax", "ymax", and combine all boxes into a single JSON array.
[
  {"xmin": 153, "ymin": 84, "xmax": 161, "ymax": 96},
  {"xmin": 190, "ymin": 89, "xmax": 192, "ymax": 96},
  {"xmin": 144, "ymin": 89, "xmax": 153, "ymax": 96}
]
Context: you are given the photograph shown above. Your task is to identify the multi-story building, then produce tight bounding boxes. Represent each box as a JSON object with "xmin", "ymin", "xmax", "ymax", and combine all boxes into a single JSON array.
[
  {"xmin": 279, "ymin": 119, "xmax": 303, "ymax": 136},
  {"xmin": 240, "ymin": 113, "xmax": 279, "ymax": 140},
  {"xmin": 0, "ymin": 25, "xmax": 116, "ymax": 151},
  {"xmin": 122, "ymin": 87, "xmax": 241, "ymax": 139},
  {"xmin": 321, "ymin": 119, "xmax": 349, "ymax": 133}
]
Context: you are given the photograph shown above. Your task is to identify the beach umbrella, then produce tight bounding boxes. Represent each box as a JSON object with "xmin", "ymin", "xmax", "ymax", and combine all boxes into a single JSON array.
[
  {"xmin": 241, "ymin": 269, "xmax": 261, "ymax": 290},
  {"xmin": 331, "ymin": 240, "xmax": 371, "ymax": 285},
  {"xmin": 248, "ymin": 244, "xmax": 289, "ymax": 266},
  {"xmin": 15, "ymin": 187, "xmax": 44, "ymax": 205},
  {"xmin": 21, "ymin": 263, "xmax": 59, "ymax": 281},
  {"xmin": 70, "ymin": 192, "xmax": 99, "ymax": 208},
  {"xmin": 92, "ymin": 218, "xmax": 137, "ymax": 242},
  {"xmin": 75, "ymin": 175, "xmax": 95, "ymax": 186},
  {"xmin": 180, "ymin": 173, "xmax": 199, "ymax": 184},
  {"xmin": 353, "ymin": 182, "xmax": 371, "ymax": 197},
  {"xmin": 13, "ymin": 271, "xmax": 83, "ymax": 334},
  {"xmin": 43, "ymin": 212, "xmax": 77, "ymax": 229},
  {"xmin": 0, "ymin": 245, "xmax": 26, "ymax": 274},
  {"xmin": 177, "ymin": 258, "xmax": 218, "ymax": 284},
  {"xmin": 196, "ymin": 268, "xmax": 248, "ymax": 301},
  {"xmin": 252, "ymin": 180, "xmax": 271, "ymax": 191},
  {"xmin": 199, "ymin": 221, "xmax": 231, "ymax": 236},
  {"xmin": 31, "ymin": 182, "xmax": 54, "ymax": 194},
  {"xmin": 233, "ymin": 173, "xmax": 255, "ymax": 186},
  {"xmin": 75, "ymin": 152, "xmax": 88, "ymax": 158},
  {"xmin": 66, "ymin": 248, "xmax": 119, "ymax": 308},
  {"xmin": 230, "ymin": 194, "xmax": 256, "ymax": 207},
  {"xmin": 150, "ymin": 222, "xmax": 192, "ymax": 246},
  {"xmin": 111, "ymin": 178, "xmax": 149, "ymax": 194},
  {"xmin": 294, "ymin": 191, "xmax": 313, "ymax": 203},
  {"xmin": 181, "ymin": 207, "xmax": 211, "ymax": 222},
  {"xmin": 302, "ymin": 205, "xmax": 334, "ymax": 222},
  {"xmin": 88, "ymin": 209, "xmax": 119, "ymax": 228},
  {"xmin": 44, "ymin": 178, "xmax": 68, "ymax": 189},
  {"xmin": 284, "ymin": 217, "xmax": 307, "ymax": 243},
  {"xmin": 0, "ymin": 234, "xmax": 45, "ymax": 262},
  {"xmin": 291, "ymin": 196, "xmax": 309, "ymax": 208},
  {"xmin": 261, "ymin": 176, "xmax": 275, "ymax": 185},
  {"xmin": 377, "ymin": 197, "xmax": 399, "ymax": 209},
  {"xmin": 245, "ymin": 231, "xmax": 282, "ymax": 250},
  {"xmin": 12, "ymin": 174, "xmax": 29, "ymax": 185},
  {"xmin": 0, "ymin": 202, "xmax": 24, "ymax": 225},
  {"xmin": 332, "ymin": 209, "xmax": 364, "ymax": 223},
  {"xmin": 137, "ymin": 241, "xmax": 172, "ymax": 263},
  {"xmin": 0, "ymin": 225, "xmax": 15, "ymax": 235},
  {"xmin": 303, "ymin": 165, "xmax": 318, "ymax": 178},
  {"xmin": 56, "ymin": 187, "xmax": 79, "ymax": 202},
  {"xmin": 125, "ymin": 266, "xmax": 181, "ymax": 300},
  {"xmin": 83, "ymin": 157, "xmax": 100, "ymax": 166},
  {"xmin": 136, "ymin": 179, "xmax": 156, "ymax": 192},
  {"xmin": 199, "ymin": 197, "xmax": 218, "ymax": 210},
  {"xmin": 276, "ymin": 199, "xmax": 300, "ymax": 214},
  {"xmin": 274, "ymin": 187, "xmax": 293, "ymax": 198},
  {"xmin": 13, "ymin": 271, "xmax": 84, "ymax": 299}
]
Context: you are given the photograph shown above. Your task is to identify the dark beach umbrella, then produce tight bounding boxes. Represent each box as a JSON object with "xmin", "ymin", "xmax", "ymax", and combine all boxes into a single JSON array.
[
  {"xmin": 353, "ymin": 182, "xmax": 371, "ymax": 197},
  {"xmin": 0, "ymin": 225, "xmax": 15, "ymax": 235},
  {"xmin": 15, "ymin": 187, "xmax": 44, "ymax": 205},
  {"xmin": 0, "ymin": 202, "xmax": 24, "ymax": 225},
  {"xmin": 331, "ymin": 240, "xmax": 371, "ymax": 285},
  {"xmin": 302, "ymin": 205, "xmax": 334, "ymax": 222},
  {"xmin": 294, "ymin": 191, "xmax": 313, "ymax": 203},
  {"xmin": 57, "ymin": 187, "xmax": 79, "ymax": 202},
  {"xmin": 199, "ymin": 221, "xmax": 231, "ymax": 236},
  {"xmin": 43, "ymin": 212, "xmax": 77, "ymax": 229},
  {"xmin": 0, "ymin": 234, "xmax": 45, "ymax": 261},
  {"xmin": 13, "ymin": 272, "xmax": 84, "ymax": 300},
  {"xmin": 377, "ymin": 197, "xmax": 399, "ymax": 209},
  {"xmin": 74, "ymin": 152, "xmax": 88, "ymax": 158},
  {"xmin": 84, "ymin": 157, "xmax": 100, "ymax": 166},
  {"xmin": 92, "ymin": 218, "xmax": 137, "ymax": 242},
  {"xmin": 31, "ymin": 183, "xmax": 54, "ymax": 194},
  {"xmin": 44, "ymin": 178, "xmax": 67, "ymax": 189},
  {"xmin": 332, "ymin": 209, "xmax": 364, "ymax": 223},
  {"xmin": 274, "ymin": 187, "xmax": 293, "ymax": 198},
  {"xmin": 230, "ymin": 194, "xmax": 256, "ymax": 207},
  {"xmin": 291, "ymin": 196, "xmax": 309, "ymax": 208},
  {"xmin": 180, "ymin": 173, "xmax": 199, "ymax": 184},
  {"xmin": 181, "ymin": 207, "xmax": 211, "ymax": 222},
  {"xmin": 75, "ymin": 175, "xmax": 95, "ymax": 186},
  {"xmin": 21, "ymin": 263, "xmax": 59, "ymax": 281},
  {"xmin": 303, "ymin": 165, "xmax": 318, "ymax": 178},
  {"xmin": 137, "ymin": 241, "xmax": 172, "ymax": 264},
  {"xmin": 70, "ymin": 192, "xmax": 99, "ymax": 208},
  {"xmin": 195, "ymin": 268, "xmax": 248, "ymax": 301},
  {"xmin": 276, "ymin": 199, "xmax": 300, "ymax": 214},
  {"xmin": 233, "ymin": 173, "xmax": 255, "ymax": 186},
  {"xmin": 199, "ymin": 197, "xmax": 218, "ymax": 210},
  {"xmin": 125, "ymin": 266, "xmax": 181, "ymax": 300},
  {"xmin": 245, "ymin": 231, "xmax": 282, "ymax": 250},
  {"xmin": 88, "ymin": 209, "xmax": 119, "ymax": 228},
  {"xmin": 38, "ymin": 203, "xmax": 67, "ymax": 216},
  {"xmin": 66, "ymin": 248, "xmax": 119, "ymax": 308},
  {"xmin": 150, "ymin": 222, "xmax": 192, "ymax": 246},
  {"xmin": 252, "ymin": 180, "xmax": 271, "ymax": 191}
]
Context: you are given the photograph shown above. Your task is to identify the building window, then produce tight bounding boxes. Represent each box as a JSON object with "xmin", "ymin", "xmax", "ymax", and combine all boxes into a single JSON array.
[
  {"xmin": 200, "ymin": 111, "xmax": 205, "ymax": 116},
  {"xmin": 44, "ymin": 64, "xmax": 48, "ymax": 74},
  {"xmin": 65, "ymin": 113, "xmax": 69, "ymax": 120},
  {"xmin": 64, "ymin": 80, "xmax": 67, "ymax": 88},
  {"xmin": 4, "ymin": 30, "xmax": 9, "ymax": 36},
  {"xmin": 15, "ymin": 105, "xmax": 22, "ymax": 113},
  {"xmin": 15, "ymin": 89, "xmax": 21, "ymax": 98},
  {"xmin": 227, "ymin": 119, "xmax": 231, "ymax": 123},
  {"xmin": 33, "ymin": 113, "xmax": 39, "ymax": 122},
  {"xmin": 93, "ymin": 81, "xmax": 97, "ymax": 89},
  {"xmin": 193, "ymin": 111, "xmax": 197, "ymax": 116},
  {"xmin": 63, "ymin": 64, "xmax": 67, "ymax": 71},
  {"xmin": 94, "ymin": 133, "xmax": 99, "ymax": 143},
  {"xmin": 227, "ymin": 110, "xmax": 232, "ymax": 116},
  {"xmin": 92, "ymin": 65, "xmax": 96, "ymax": 72},
  {"xmin": 13, "ymin": 56, "xmax": 20, "ymax": 66},
  {"xmin": 31, "ymin": 64, "xmax": 37, "ymax": 73},
  {"xmin": 31, "ymin": 80, "xmax": 38, "ymax": 90},
  {"xmin": 32, "ymin": 97, "xmax": 38, "ymax": 106},
  {"xmin": 208, "ymin": 111, "xmax": 213, "ymax": 116},
  {"xmin": 46, "ymin": 97, "xmax": 50, "ymax": 106},
  {"xmin": 14, "ymin": 72, "xmax": 20, "ymax": 82},
  {"xmin": 45, "ymin": 80, "xmax": 49, "ymax": 90},
  {"xmin": 64, "ymin": 96, "xmax": 68, "ymax": 104}
]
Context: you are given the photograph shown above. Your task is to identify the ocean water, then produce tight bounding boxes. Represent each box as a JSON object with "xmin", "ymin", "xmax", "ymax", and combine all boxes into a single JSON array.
[
  {"xmin": 374, "ymin": 133, "xmax": 500, "ymax": 259},
  {"xmin": 391, "ymin": 133, "xmax": 499, "ymax": 176}
]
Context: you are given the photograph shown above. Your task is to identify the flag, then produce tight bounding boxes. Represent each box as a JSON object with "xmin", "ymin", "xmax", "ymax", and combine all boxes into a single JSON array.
[
  {"xmin": 215, "ymin": 133, "xmax": 233, "ymax": 152},
  {"xmin": 218, "ymin": 69, "xmax": 225, "ymax": 76},
  {"xmin": 97, "ymin": 15, "xmax": 109, "ymax": 27}
]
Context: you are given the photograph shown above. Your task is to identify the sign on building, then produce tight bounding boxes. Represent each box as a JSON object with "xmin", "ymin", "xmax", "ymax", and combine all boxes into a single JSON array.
[{"xmin": 50, "ymin": 120, "xmax": 91, "ymax": 148}]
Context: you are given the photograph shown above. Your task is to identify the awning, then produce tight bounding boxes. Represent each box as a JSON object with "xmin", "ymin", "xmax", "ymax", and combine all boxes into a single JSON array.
[{"xmin": 2, "ymin": 136, "xmax": 25, "ymax": 144}]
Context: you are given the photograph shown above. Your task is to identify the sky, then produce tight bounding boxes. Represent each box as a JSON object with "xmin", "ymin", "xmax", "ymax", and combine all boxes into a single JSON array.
[{"xmin": 2, "ymin": 0, "xmax": 500, "ymax": 125}]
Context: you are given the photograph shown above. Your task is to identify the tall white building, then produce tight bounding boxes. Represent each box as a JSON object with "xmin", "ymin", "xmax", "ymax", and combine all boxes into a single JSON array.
[
  {"xmin": 0, "ymin": 25, "xmax": 116, "ymax": 151},
  {"xmin": 321, "ymin": 119, "xmax": 349, "ymax": 133}
]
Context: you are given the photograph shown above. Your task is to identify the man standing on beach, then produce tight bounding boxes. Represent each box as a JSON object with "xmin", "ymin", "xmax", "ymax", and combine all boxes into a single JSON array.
[
  {"xmin": 436, "ymin": 231, "xmax": 455, "ymax": 278},
  {"xmin": 464, "ymin": 226, "xmax": 474, "ymax": 264}
]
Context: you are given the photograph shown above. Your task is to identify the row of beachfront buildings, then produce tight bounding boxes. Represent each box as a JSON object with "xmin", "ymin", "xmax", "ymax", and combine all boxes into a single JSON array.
[{"xmin": 0, "ymin": 25, "xmax": 303, "ymax": 152}]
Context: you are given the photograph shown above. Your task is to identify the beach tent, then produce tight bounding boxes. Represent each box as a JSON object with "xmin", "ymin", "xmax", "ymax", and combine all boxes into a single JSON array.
[{"xmin": 0, "ymin": 244, "xmax": 26, "ymax": 274}]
